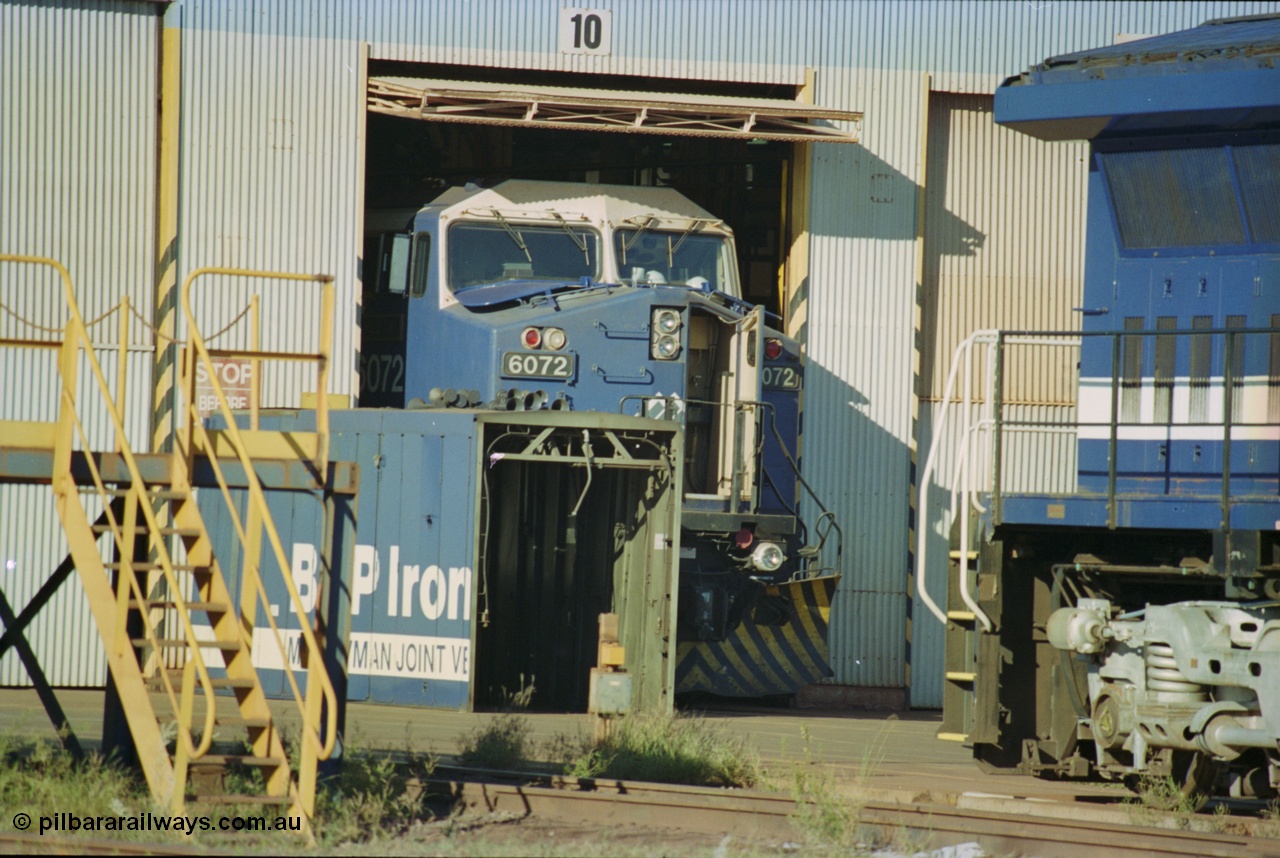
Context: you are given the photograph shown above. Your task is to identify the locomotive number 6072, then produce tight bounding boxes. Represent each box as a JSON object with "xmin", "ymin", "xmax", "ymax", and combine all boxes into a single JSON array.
[
  {"xmin": 762, "ymin": 366, "xmax": 801, "ymax": 390},
  {"xmin": 501, "ymin": 351, "xmax": 576, "ymax": 380}
]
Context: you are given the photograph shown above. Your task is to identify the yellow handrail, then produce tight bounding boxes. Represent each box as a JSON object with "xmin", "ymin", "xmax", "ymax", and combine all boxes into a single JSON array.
[
  {"xmin": 2, "ymin": 253, "xmax": 221, "ymax": 759},
  {"xmin": 179, "ymin": 266, "xmax": 338, "ymax": 760}
]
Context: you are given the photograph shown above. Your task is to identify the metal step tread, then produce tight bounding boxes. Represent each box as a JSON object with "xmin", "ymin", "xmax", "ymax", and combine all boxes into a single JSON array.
[
  {"xmin": 132, "ymin": 637, "xmax": 243, "ymax": 651},
  {"xmin": 94, "ymin": 524, "xmax": 203, "ymax": 538},
  {"xmin": 107, "ymin": 561, "xmax": 205, "ymax": 572},
  {"xmin": 129, "ymin": 599, "xmax": 230, "ymax": 613},
  {"xmin": 103, "ymin": 488, "xmax": 189, "ymax": 500},
  {"xmin": 186, "ymin": 793, "xmax": 294, "ymax": 807},
  {"xmin": 191, "ymin": 753, "xmax": 289, "ymax": 768},
  {"xmin": 214, "ymin": 716, "xmax": 273, "ymax": 729}
]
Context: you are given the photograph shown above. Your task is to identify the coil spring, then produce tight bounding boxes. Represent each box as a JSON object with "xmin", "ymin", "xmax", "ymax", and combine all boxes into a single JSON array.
[{"xmin": 1145, "ymin": 642, "xmax": 1206, "ymax": 701}]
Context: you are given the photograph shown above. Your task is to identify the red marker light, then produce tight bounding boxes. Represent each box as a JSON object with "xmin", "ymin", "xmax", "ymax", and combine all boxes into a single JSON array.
[
  {"xmin": 764, "ymin": 338, "xmax": 783, "ymax": 360},
  {"xmin": 522, "ymin": 327, "xmax": 542, "ymax": 349}
]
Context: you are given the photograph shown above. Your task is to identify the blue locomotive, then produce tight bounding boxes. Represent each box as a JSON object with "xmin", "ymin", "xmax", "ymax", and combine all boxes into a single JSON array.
[
  {"xmin": 929, "ymin": 15, "xmax": 1280, "ymax": 804},
  {"xmin": 362, "ymin": 180, "xmax": 840, "ymax": 699}
]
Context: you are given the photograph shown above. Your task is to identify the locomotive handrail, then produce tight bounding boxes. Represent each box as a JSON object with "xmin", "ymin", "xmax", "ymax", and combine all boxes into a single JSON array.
[
  {"xmin": 921, "ymin": 323, "xmax": 1280, "ymax": 628},
  {"xmin": 918, "ymin": 331, "xmax": 996, "ymax": 629},
  {"xmin": 622, "ymin": 392, "xmax": 845, "ymax": 578},
  {"xmin": 179, "ymin": 266, "xmax": 340, "ymax": 765},
  {"xmin": 919, "ymin": 331, "xmax": 1083, "ymax": 629}
]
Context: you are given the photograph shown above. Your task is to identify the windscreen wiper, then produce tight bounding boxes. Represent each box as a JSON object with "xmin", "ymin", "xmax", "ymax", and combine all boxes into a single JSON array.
[
  {"xmin": 551, "ymin": 212, "xmax": 590, "ymax": 267},
  {"xmin": 490, "ymin": 209, "xmax": 531, "ymax": 262},
  {"xmin": 618, "ymin": 215, "xmax": 660, "ymax": 267},
  {"xmin": 668, "ymin": 219, "xmax": 704, "ymax": 265}
]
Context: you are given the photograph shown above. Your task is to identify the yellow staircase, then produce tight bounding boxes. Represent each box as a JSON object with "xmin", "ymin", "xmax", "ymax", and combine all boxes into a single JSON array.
[{"xmin": 1, "ymin": 255, "xmax": 338, "ymax": 833}]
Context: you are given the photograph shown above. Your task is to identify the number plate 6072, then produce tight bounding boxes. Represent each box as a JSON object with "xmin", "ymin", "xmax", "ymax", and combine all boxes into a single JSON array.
[{"xmin": 501, "ymin": 351, "xmax": 576, "ymax": 380}]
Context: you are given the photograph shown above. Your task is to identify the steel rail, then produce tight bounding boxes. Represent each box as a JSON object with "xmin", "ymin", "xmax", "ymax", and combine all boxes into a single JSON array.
[
  {"xmin": 424, "ymin": 769, "xmax": 1280, "ymax": 858},
  {"xmin": 7, "ymin": 772, "xmax": 1279, "ymax": 856},
  {"xmin": 0, "ymin": 831, "xmax": 207, "ymax": 855}
]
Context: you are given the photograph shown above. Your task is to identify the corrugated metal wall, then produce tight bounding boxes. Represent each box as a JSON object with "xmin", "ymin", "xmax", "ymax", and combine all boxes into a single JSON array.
[
  {"xmin": 910, "ymin": 92, "xmax": 1086, "ymax": 706},
  {"xmin": 363, "ymin": 0, "xmax": 809, "ymax": 83},
  {"xmin": 919, "ymin": 93, "xmax": 1086, "ymax": 406},
  {"xmin": 0, "ymin": 0, "xmax": 158, "ymax": 686},
  {"xmin": 803, "ymin": 66, "xmax": 925, "ymax": 689},
  {"xmin": 177, "ymin": 1, "xmax": 364, "ymax": 403}
]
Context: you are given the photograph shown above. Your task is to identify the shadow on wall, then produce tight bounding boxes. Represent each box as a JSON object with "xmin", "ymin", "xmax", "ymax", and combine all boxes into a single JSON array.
[
  {"xmin": 787, "ymin": 141, "xmax": 987, "ymax": 696},
  {"xmin": 790, "ymin": 142, "xmax": 986, "ymax": 347},
  {"xmin": 796, "ymin": 358, "xmax": 907, "ymax": 688}
]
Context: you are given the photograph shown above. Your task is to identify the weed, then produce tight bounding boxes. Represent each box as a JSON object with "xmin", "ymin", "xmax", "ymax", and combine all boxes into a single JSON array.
[
  {"xmin": 575, "ymin": 713, "xmax": 760, "ymax": 788},
  {"xmin": 459, "ymin": 712, "xmax": 760, "ymax": 788},
  {"xmin": 786, "ymin": 722, "xmax": 903, "ymax": 853},
  {"xmin": 788, "ymin": 724, "xmax": 861, "ymax": 848},
  {"xmin": 0, "ymin": 735, "xmax": 165, "ymax": 841},
  {"xmin": 497, "ymin": 673, "xmax": 536, "ymax": 711},
  {"xmin": 313, "ymin": 747, "xmax": 436, "ymax": 845},
  {"xmin": 1257, "ymin": 799, "xmax": 1280, "ymax": 838},
  {"xmin": 1124, "ymin": 774, "xmax": 1205, "ymax": 830},
  {"xmin": 541, "ymin": 730, "xmax": 598, "ymax": 775},
  {"xmin": 456, "ymin": 713, "xmax": 533, "ymax": 770}
]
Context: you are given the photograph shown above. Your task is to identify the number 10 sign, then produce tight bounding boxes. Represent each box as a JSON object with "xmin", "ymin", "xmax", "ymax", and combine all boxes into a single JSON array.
[{"xmin": 559, "ymin": 7, "xmax": 612, "ymax": 55}]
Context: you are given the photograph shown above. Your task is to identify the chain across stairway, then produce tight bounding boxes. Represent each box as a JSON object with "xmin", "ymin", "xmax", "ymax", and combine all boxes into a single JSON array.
[{"xmin": 0, "ymin": 254, "xmax": 339, "ymax": 835}]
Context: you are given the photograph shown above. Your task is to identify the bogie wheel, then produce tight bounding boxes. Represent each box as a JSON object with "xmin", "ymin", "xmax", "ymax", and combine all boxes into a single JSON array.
[{"xmin": 1125, "ymin": 750, "xmax": 1220, "ymax": 812}]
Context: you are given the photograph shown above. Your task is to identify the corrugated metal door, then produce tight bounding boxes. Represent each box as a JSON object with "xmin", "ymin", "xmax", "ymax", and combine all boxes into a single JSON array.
[{"xmin": 912, "ymin": 91, "xmax": 1087, "ymax": 707}]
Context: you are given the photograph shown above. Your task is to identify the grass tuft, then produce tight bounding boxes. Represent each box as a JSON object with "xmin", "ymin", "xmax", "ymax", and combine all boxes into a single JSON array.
[
  {"xmin": 569, "ymin": 713, "xmax": 760, "ymax": 788},
  {"xmin": 1257, "ymin": 799, "xmax": 1280, "ymax": 838},
  {"xmin": 313, "ymin": 747, "xmax": 437, "ymax": 845},
  {"xmin": 456, "ymin": 713, "xmax": 533, "ymax": 771},
  {"xmin": 0, "ymin": 735, "xmax": 164, "ymax": 841}
]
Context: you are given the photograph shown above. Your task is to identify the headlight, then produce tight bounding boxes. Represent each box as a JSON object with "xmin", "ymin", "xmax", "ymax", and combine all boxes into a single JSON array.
[
  {"xmin": 543, "ymin": 327, "xmax": 567, "ymax": 350},
  {"xmin": 653, "ymin": 334, "xmax": 681, "ymax": 359},
  {"xmin": 764, "ymin": 338, "xmax": 783, "ymax": 360},
  {"xmin": 521, "ymin": 326, "xmax": 542, "ymax": 349},
  {"xmin": 650, "ymin": 308, "xmax": 683, "ymax": 360},
  {"xmin": 654, "ymin": 308, "xmax": 682, "ymax": 334},
  {"xmin": 750, "ymin": 542, "xmax": 785, "ymax": 573}
]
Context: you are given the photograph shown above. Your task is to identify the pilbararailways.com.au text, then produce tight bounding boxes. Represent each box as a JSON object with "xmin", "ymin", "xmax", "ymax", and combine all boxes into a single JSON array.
[{"xmin": 31, "ymin": 811, "xmax": 302, "ymax": 835}]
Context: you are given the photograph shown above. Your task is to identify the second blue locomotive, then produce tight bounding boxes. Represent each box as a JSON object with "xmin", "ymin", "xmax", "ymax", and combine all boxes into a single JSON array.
[{"xmin": 931, "ymin": 15, "xmax": 1280, "ymax": 806}]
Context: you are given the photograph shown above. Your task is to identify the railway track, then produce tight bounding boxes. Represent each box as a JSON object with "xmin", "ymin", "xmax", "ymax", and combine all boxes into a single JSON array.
[
  {"xmin": 0, "ymin": 830, "xmax": 208, "ymax": 855},
  {"xmin": 5, "ymin": 767, "xmax": 1277, "ymax": 856},
  {"xmin": 429, "ymin": 766, "xmax": 1280, "ymax": 858}
]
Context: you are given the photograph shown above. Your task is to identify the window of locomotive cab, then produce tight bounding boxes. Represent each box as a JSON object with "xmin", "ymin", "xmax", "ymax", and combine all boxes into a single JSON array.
[
  {"xmin": 614, "ymin": 229, "xmax": 738, "ymax": 295},
  {"xmin": 446, "ymin": 222, "xmax": 599, "ymax": 293},
  {"xmin": 409, "ymin": 232, "xmax": 431, "ymax": 297},
  {"xmin": 1097, "ymin": 146, "xmax": 1279, "ymax": 252}
]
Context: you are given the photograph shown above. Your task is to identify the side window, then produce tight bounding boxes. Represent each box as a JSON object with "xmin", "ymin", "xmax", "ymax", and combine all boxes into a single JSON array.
[
  {"xmin": 410, "ymin": 232, "xmax": 431, "ymax": 298},
  {"xmin": 386, "ymin": 233, "xmax": 410, "ymax": 294}
]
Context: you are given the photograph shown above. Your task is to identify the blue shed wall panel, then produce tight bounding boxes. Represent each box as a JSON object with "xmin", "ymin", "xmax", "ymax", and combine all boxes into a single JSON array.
[{"xmin": 202, "ymin": 409, "xmax": 479, "ymax": 709}]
